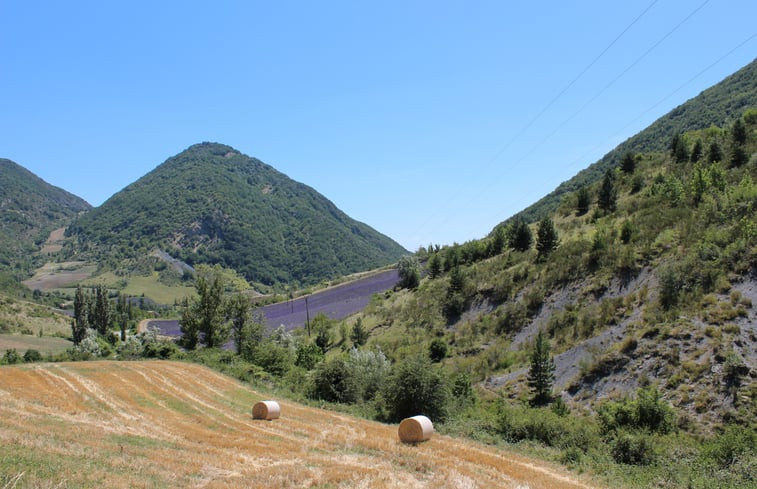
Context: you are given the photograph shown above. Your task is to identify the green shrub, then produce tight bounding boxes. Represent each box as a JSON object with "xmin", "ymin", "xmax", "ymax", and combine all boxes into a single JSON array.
[
  {"xmin": 310, "ymin": 357, "xmax": 360, "ymax": 404},
  {"xmin": 22, "ymin": 349, "xmax": 42, "ymax": 363},
  {"xmin": 428, "ymin": 338, "xmax": 448, "ymax": 362},
  {"xmin": 611, "ymin": 432, "xmax": 656, "ymax": 465},
  {"xmin": 3, "ymin": 348, "xmax": 21, "ymax": 365},
  {"xmin": 377, "ymin": 355, "xmax": 449, "ymax": 422},
  {"xmin": 599, "ymin": 386, "xmax": 676, "ymax": 434}
]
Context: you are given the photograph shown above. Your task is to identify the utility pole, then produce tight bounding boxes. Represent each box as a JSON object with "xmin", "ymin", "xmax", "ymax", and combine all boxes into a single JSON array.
[{"xmin": 305, "ymin": 296, "xmax": 311, "ymax": 337}]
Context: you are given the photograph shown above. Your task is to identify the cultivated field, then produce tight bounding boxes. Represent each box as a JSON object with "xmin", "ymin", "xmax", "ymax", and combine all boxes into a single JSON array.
[
  {"xmin": 21, "ymin": 261, "xmax": 97, "ymax": 292},
  {"xmin": 0, "ymin": 361, "xmax": 600, "ymax": 488}
]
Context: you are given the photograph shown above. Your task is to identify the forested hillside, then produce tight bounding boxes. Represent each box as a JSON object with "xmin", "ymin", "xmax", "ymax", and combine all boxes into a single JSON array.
[
  {"xmin": 504, "ymin": 57, "xmax": 757, "ymax": 227},
  {"xmin": 0, "ymin": 159, "xmax": 91, "ymax": 282},
  {"xmin": 66, "ymin": 143, "xmax": 407, "ymax": 287}
]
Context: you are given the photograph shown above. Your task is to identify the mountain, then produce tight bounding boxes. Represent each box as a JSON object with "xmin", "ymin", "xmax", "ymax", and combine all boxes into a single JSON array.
[
  {"xmin": 67, "ymin": 143, "xmax": 407, "ymax": 286},
  {"xmin": 500, "ymin": 57, "xmax": 757, "ymax": 228},
  {"xmin": 0, "ymin": 159, "xmax": 91, "ymax": 279},
  {"xmin": 353, "ymin": 77, "xmax": 756, "ymax": 428}
]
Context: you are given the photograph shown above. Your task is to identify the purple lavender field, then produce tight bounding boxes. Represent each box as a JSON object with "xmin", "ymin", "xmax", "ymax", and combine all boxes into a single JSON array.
[{"xmin": 148, "ymin": 269, "xmax": 398, "ymax": 338}]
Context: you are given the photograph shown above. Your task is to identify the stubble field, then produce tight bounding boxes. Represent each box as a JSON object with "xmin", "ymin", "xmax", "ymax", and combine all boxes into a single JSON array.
[{"xmin": 0, "ymin": 361, "xmax": 600, "ymax": 488}]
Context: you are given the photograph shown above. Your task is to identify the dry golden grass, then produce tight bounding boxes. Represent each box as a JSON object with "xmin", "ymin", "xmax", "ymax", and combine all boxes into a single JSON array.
[{"xmin": 0, "ymin": 361, "xmax": 601, "ymax": 488}]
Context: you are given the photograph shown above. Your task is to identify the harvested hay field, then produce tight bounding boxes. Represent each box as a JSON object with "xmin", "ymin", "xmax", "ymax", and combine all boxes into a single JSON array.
[{"xmin": 0, "ymin": 361, "xmax": 601, "ymax": 488}]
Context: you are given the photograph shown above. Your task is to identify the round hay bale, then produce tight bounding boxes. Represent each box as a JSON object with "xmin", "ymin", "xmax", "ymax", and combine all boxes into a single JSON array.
[
  {"xmin": 252, "ymin": 400, "xmax": 280, "ymax": 420},
  {"xmin": 398, "ymin": 415, "xmax": 433, "ymax": 443}
]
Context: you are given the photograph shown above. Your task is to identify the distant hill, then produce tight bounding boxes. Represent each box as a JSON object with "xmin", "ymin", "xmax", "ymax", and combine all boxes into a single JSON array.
[
  {"xmin": 67, "ymin": 143, "xmax": 407, "ymax": 286},
  {"xmin": 499, "ymin": 57, "xmax": 757, "ymax": 228},
  {"xmin": 0, "ymin": 159, "xmax": 91, "ymax": 280}
]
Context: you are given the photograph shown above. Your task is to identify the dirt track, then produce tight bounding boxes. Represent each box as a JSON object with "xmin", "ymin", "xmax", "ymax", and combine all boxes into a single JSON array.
[{"xmin": 0, "ymin": 361, "xmax": 602, "ymax": 488}]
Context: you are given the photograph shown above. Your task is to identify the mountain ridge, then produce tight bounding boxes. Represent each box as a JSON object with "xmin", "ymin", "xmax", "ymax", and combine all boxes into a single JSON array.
[{"xmin": 67, "ymin": 142, "xmax": 407, "ymax": 287}]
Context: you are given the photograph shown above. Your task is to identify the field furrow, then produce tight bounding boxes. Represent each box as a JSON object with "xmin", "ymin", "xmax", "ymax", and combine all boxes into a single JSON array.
[{"xmin": 0, "ymin": 361, "xmax": 601, "ymax": 488}]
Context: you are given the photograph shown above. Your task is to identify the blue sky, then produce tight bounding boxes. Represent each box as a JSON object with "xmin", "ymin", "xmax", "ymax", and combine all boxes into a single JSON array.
[{"xmin": 2, "ymin": 1, "xmax": 756, "ymax": 251}]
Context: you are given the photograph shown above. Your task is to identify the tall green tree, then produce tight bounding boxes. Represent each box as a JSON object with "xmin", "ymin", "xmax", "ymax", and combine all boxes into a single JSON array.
[
  {"xmin": 528, "ymin": 330, "xmax": 555, "ymax": 406},
  {"xmin": 509, "ymin": 219, "xmax": 533, "ymax": 252},
  {"xmin": 350, "ymin": 317, "xmax": 368, "ymax": 347},
  {"xmin": 597, "ymin": 169, "xmax": 618, "ymax": 213},
  {"xmin": 708, "ymin": 140, "xmax": 723, "ymax": 163},
  {"xmin": 72, "ymin": 285, "xmax": 88, "ymax": 344},
  {"xmin": 536, "ymin": 216, "xmax": 559, "ymax": 260},
  {"xmin": 93, "ymin": 286, "xmax": 110, "ymax": 335},
  {"xmin": 179, "ymin": 298, "xmax": 200, "ymax": 349},
  {"xmin": 179, "ymin": 266, "xmax": 228, "ymax": 349},
  {"xmin": 576, "ymin": 187, "xmax": 591, "ymax": 216},
  {"xmin": 732, "ymin": 118, "xmax": 747, "ymax": 145},
  {"xmin": 427, "ymin": 253, "xmax": 442, "ymax": 279},
  {"xmin": 670, "ymin": 133, "xmax": 689, "ymax": 163},
  {"xmin": 690, "ymin": 139, "xmax": 703, "ymax": 163},
  {"xmin": 620, "ymin": 151, "xmax": 637, "ymax": 173},
  {"xmin": 490, "ymin": 226, "xmax": 507, "ymax": 256},
  {"xmin": 227, "ymin": 293, "xmax": 251, "ymax": 355}
]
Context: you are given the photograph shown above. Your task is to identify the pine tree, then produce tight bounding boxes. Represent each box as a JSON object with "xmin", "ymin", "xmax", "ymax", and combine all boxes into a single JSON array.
[
  {"xmin": 732, "ymin": 118, "xmax": 747, "ymax": 145},
  {"xmin": 93, "ymin": 286, "xmax": 110, "ymax": 335},
  {"xmin": 670, "ymin": 133, "xmax": 689, "ymax": 163},
  {"xmin": 509, "ymin": 219, "xmax": 533, "ymax": 252},
  {"xmin": 490, "ymin": 226, "xmax": 507, "ymax": 256},
  {"xmin": 690, "ymin": 139, "xmax": 703, "ymax": 163},
  {"xmin": 536, "ymin": 216, "xmax": 559, "ymax": 260},
  {"xmin": 597, "ymin": 169, "xmax": 618, "ymax": 213},
  {"xmin": 620, "ymin": 151, "xmax": 636, "ymax": 173},
  {"xmin": 576, "ymin": 187, "xmax": 591, "ymax": 216},
  {"xmin": 227, "ymin": 293, "xmax": 251, "ymax": 354},
  {"xmin": 350, "ymin": 317, "xmax": 368, "ymax": 347},
  {"xmin": 528, "ymin": 330, "xmax": 555, "ymax": 406},
  {"xmin": 708, "ymin": 140, "xmax": 723, "ymax": 163},
  {"xmin": 72, "ymin": 286, "xmax": 88, "ymax": 344},
  {"xmin": 428, "ymin": 253, "xmax": 442, "ymax": 279}
]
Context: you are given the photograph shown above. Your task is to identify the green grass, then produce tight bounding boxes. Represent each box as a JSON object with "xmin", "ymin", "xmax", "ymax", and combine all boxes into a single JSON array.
[
  {"xmin": 122, "ymin": 273, "xmax": 196, "ymax": 305},
  {"xmin": 0, "ymin": 334, "xmax": 72, "ymax": 355}
]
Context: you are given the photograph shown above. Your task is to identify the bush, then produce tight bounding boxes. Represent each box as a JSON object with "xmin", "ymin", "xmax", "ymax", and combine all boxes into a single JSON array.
[
  {"xmin": 611, "ymin": 432, "xmax": 656, "ymax": 465},
  {"xmin": 23, "ymin": 349, "xmax": 42, "ymax": 363},
  {"xmin": 428, "ymin": 338, "xmax": 448, "ymax": 362},
  {"xmin": 295, "ymin": 342, "xmax": 323, "ymax": 370},
  {"xmin": 3, "ymin": 348, "xmax": 21, "ymax": 365},
  {"xmin": 310, "ymin": 357, "xmax": 359, "ymax": 404},
  {"xmin": 702, "ymin": 424, "xmax": 757, "ymax": 469},
  {"xmin": 378, "ymin": 355, "xmax": 449, "ymax": 422},
  {"xmin": 599, "ymin": 386, "xmax": 676, "ymax": 434},
  {"xmin": 346, "ymin": 347, "xmax": 390, "ymax": 401},
  {"xmin": 498, "ymin": 405, "xmax": 598, "ymax": 452}
]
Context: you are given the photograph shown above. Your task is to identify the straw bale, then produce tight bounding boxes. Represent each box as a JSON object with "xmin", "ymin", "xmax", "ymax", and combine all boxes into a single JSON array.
[
  {"xmin": 252, "ymin": 400, "xmax": 280, "ymax": 420},
  {"xmin": 398, "ymin": 415, "xmax": 433, "ymax": 443}
]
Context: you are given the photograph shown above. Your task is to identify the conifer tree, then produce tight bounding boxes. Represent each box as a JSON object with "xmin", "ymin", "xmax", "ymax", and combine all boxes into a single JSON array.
[
  {"xmin": 528, "ymin": 330, "xmax": 555, "ymax": 406},
  {"xmin": 690, "ymin": 139, "xmax": 703, "ymax": 163},
  {"xmin": 620, "ymin": 151, "xmax": 636, "ymax": 173},
  {"xmin": 708, "ymin": 140, "xmax": 723, "ymax": 163},
  {"xmin": 490, "ymin": 226, "xmax": 507, "ymax": 256},
  {"xmin": 509, "ymin": 219, "xmax": 533, "ymax": 252},
  {"xmin": 597, "ymin": 169, "xmax": 618, "ymax": 213},
  {"xmin": 576, "ymin": 187, "xmax": 591, "ymax": 216},
  {"xmin": 670, "ymin": 133, "xmax": 689, "ymax": 163},
  {"xmin": 72, "ymin": 286, "xmax": 88, "ymax": 344},
  {"xmin": 428, "ymin": 253, "xmax": 442, "ymax": 279},
  {"xmin": 350, "ymin": 317, "xmax": 368, "ymax": 347},
  {"xmin": 227, "ymin": 293, "xmax": 251, "ymax": 354},
  {"xmin": 536, "ymin": 216, "xmax": 559, "ymax": 260},
  {"xmin": 93, "ymin": 286, "xmax": 110, "ymax": 335}
]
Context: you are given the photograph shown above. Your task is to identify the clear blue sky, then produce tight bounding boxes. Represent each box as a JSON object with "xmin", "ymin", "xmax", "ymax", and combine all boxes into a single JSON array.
[{"xmin": 2, "ymin": 1, "xmax": 756, "ymax": 251}]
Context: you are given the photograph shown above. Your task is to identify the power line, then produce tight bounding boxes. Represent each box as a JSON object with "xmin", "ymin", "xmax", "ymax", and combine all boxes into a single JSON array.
[
  {"xmin": 423, "ymin": 0, "xmax": 713, "ymax": 243},
  {"xmin": 408, "ymin": 1, "xmax": 660, "ymax": 244},
  {"xmin": 478, "ymin": 30, "xmax": 757, "ymax": 235}
]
